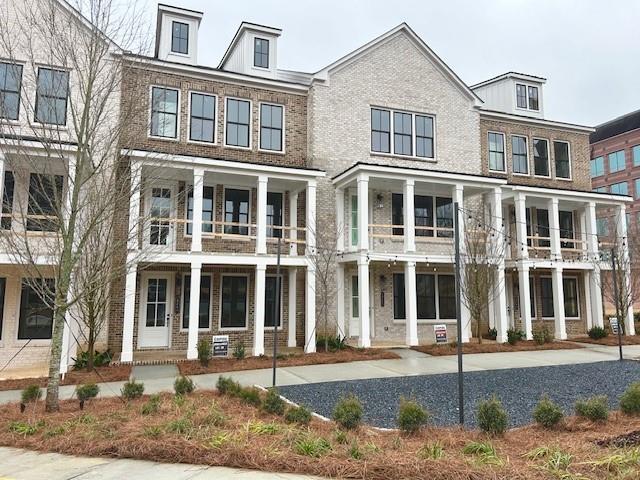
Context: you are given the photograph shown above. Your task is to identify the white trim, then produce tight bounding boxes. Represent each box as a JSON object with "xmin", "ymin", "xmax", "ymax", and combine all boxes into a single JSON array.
[
  {"xmin": 224, "ymin": 96, "xmax": 253, "ymax": 150},
  {"xmin": 183, "ymin": 183, "xmax": 216, "ymax": 239},
  {"xmin": 487, "ymin": 131, "xmax": 506, "ymax": 173},
  {"xmin": 144, "ymin": 181, "xmax": 177, "ymax": 249},
  {"xmin": 511, "ymin": 134, "xmax": 529, "ymax": 176},
  {"xmin": 532, "ymin": 137, "xmax": 551, "ymax": 178},
  {"xmin": 539, "ymin": 274, "xmax": 581, "ymax": 320},
  {"xmin": 553, "ymin": 140, "xmax": 572, "ymax": 181},
  {"xmin": 369, "ymin": 105, "xmax": 436, "ymax": 161},
  {"xmin": 218, "ymin": 273, "xmax": 250, "ymax": 331},
  {"xmin": 148, "ymin": 85, "xmax": 181, "ymax": 142},
  {"xmin": 14, "ymin": 277, "xmax": 54, "ymax": 345},
  {"xmin": 257, "ymin": 101, "xmax": 286, "ymax": 154},
  {"xmin": 479, "ymin": 110, "xmax": 594, "ymax": 133},
  {"xmin": 186, "ymin": 91, "xmax": 218, "ymax": 145},
  {"xmin": 32, "ymin": 65, "xmax": 70, "ymax": 129},
  {"xmin": 222, "ymin": 185, "xmax": 252, "ymax": 238},
  {"xmin": 392, "ymin": 271, "xmax": 456, "ymax": 322},
  {"xmin": 514, "ymin": 82, "xmax": 540, "ymax": 113},
  {"xmin": 179, "ymin": 272, "xmax": 213, "ymax": 332},
  {"xmin": 137, "ymin": 272, "xmax": 174, "ymax": 349}
]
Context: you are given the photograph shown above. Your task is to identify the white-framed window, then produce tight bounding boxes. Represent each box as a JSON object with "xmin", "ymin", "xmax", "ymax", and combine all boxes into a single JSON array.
[
  {"xmin": 225, "ymin": 97, "xmax": 251, "ymax": 148},
  {"xmin": 18, "ymin": 278, "xmax": 55, "ymax": 340},
  {"xmin": 350, "ymin": 194, "xmax": 358, "ymax": 247},
  {"xmin": 185, "ymin": 185, "xmax": 214, "ymax": 235},
  {"xmin": 370, "ymin": 107, "xmax": 434, "ymax": 159},
  {"xmin": 266, "ymin": 191, "xmax": 283, "ymax": 238},
  {"xmin": 150, "ymin": 86, "xmax": 179, "ymax": 139},
  {"xmin": 591, "ymin": 156, "xmax": 604, "ymax": 177},
  {"xmin": 610, "ymin": 182, "xmax": 629, "ymax": 195},
  {"xmin": 220, "ymin": 274, "xmax": 248, "ymax": 330},
  {"xmin": 533, "ymin": 138, "xmax": 550, "ymax": 177},
  {"xmin": 609, "ymin": 150, "xmax": 626, "ymax": 173},
  {"xmin": 254, "ymin": 37, "xmax": 269, "ymax": 69},
  {"xmin": 351, "ymin": 275, "xmax": 359, "ymax": 318},
  {"xmin": 181, "ymin": 273, "xmax": 212, "ymax": 330},
  {"xmin": 540, "ymin": 276, "xmax": 580, "ymax": 319},
  {"xmin": 554, "ymin": 141, "xmax": 571, "ymax": 179},
  {"xmin": 223, "ymin": 187, "xmax": 250, "ymax": 235},
  {"xmin": 189, "ymin": 92, "xmax": 216, "ymax": 143},
  {"xmin": 393, "ymin": 272, "xmax": 456, "ymax": 321},
  {"xmin": 0, "ymin": 62, "xmax": 22, "ymax": 121},
  {"xmin": 171, "ymin": 21, "xmax": 189, "ymax": 54},
  {"xmin": 259, "ymin": 103, "xmax": 284, "ymax": 152},
  {"xmin": 488, "ymin": 131, "xmax": 505, "ymax": 172},
  {"xmin": 511, "ymin": 135, "xmax": 528, "ymax": 174},
  {"xmin": 1, "ymin": 171, "xmax": 14, "ymax": 230},
  {"xmin": 35, "ymin": 67, "xmax": 69, "ymax": 126},
  {"xmin": 515, "ymin": 83, "xmax": 539, "ymax": 111}
]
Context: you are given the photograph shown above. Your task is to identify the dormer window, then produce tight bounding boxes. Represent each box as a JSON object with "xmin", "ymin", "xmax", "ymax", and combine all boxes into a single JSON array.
[
  {"xmin": 171, "ymin": 21, "xmax": 189, "ymax": 54},
  {"xmin": 516, "ymin": 83, "xmax": 539, "ymax": 111},
  {"xmin": 528, "ymin": 86, "xmax": 539, "ymax": 110},
  {"xmin": 254, "ymin": 38, "xmax": 269, "ymax": 68}
]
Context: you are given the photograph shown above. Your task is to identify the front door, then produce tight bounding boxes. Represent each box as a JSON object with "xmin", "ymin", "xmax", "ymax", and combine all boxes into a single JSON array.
[
  {"xmin": 139, "ymin": 273, "xmax": 173, "ymax": 348},
  {"xmin": 146, "ymin": 185, "xmax": 174, "ymax": 249}
]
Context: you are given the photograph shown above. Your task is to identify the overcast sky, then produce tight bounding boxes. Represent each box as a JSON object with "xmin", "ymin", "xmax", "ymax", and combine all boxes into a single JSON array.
[{"xmin": 146, "ymin": 0, "xmax": 640, "ymax": 127}]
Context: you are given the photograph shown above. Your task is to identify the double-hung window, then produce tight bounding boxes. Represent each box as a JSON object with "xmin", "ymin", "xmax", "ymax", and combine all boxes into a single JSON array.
[
  {"xmin": 516, "ymin": 84, "xmax": 527, "ymax": 109},
  {"xmin": 541, "ymin": 277, "xmax": 554, "ymax": 318},
  {"xmin": 189, "ymin": 93, "xmax": 215, "ymax": 143},
  {"xmin": 488, "ymin": 132, "xmax": 505, "ymax": 171},
  {"xmin": 414, "ymin": 195, "xmax": 433, "ymax": 237},
  {"xmin": 35, "ymin": 68, "xmax": 69, "ymax": 125},
  {"xmin": 529, "ymin": 278, "xmax": 537, "ymax": 318},
  {"xmin": 528, "ymin": 86, "xmax": 539, "ymax": 110},
  {"xmin": 533, "ymin": 138, "xmax": 550, "ymax": 176},
  {"xmin": 351, "ymin": 276, "xmax": 359, "ymax": 318},
  {"xmin": 371, "ymin": 108, "xmax": 390, "ymax": 153},
  {"xmin": 610, "ymin": 182, "xmax": 628, "ymax": 195},
  {"xmin": 265, "ymin": 276, "xmax": 282, "ymax": 327},
  {"xmin": 1, "ymin": 171, "xmax": 14, "ymax": 230},
  {"xmin": 438, "ymin": 275, "xmax": 456, "ymax": 319},
  {"xmin": 186, "ymin": 185, "xmax": 214, "ymax": 235},
  {"xmin": 512, "ymin": 135, "xmax": 528, "ymax": 174},
  {"xmin": 220, "ymin": 276, "xmax": 248, "ymax": 329},
  {"xmin": 254, "ymin": 38, "xmax": 269, "ymax": 68},
  {"xmin": 559, "ymin": 211, "xmax": 574, "ymax": 249},
  {"xmin": 515, "ymin": 83, "xmax": 539, "ymax": 110},
  {"xmin": 0, "ymin": 62, "xmax": 22, "ymax": 120},
  {"xmin": 536, "ymin": 209, "xmax": 550, "ymax": 248},
  {"xmin": 415, "ymin": 115, "xmax": 434, "ymax": 158},
  {"xmin": 416, "ymin": 274, "xmax": 436, "ymax": 320},
  {"xmin": 590, "ymin": 156, "xmax": 604, "ymax": 177},
  {"xmin": 393, "ymin": 273, "xmax": 406, "ymax": 320},
  {"xmin": 224, "ymin": 188, "xmax": 249, "ymax": 235},
  {"xmin": 171, "ymin": 21, "xmax": 189, "ymax": 54},
  {"xmin": 554, "ymin": 141, "xmax": 571, "ymax": 179},
  {"xmin": 19, "ymin": 279, "xmax": 55, "ymax": 340},
  {"xmin": 391, "ymin": 193, "xmax": 404, "ymax": 236},
  {"xmin": 393, "ymin": 112, "xmax": 412, "ymax": 156},
  {"xmin": 266, "ymin": 192, "xmax": 283, "ymax": 238},
  {"xmin": 182, "ymin": 274, "xmax": 211, "ymax": 329},
  {"xmin": 435, "ymin": 197, "xmax": 453, "ymax": 238},
  {"xmin": 563, "ymin": 278, "xmax": 579, "ymax": 318},
  {"xmin": 225, "ymin": 98, "xmax": 250, "ymax": 147},
  {"xmin": 27, "ymin": 173, "xmax": 63, "ymax": 232},
  {"xmin": 150, "ymin": 86, "xmax": 178, "ymax": 138},
  {"xmin": 609, "ymin": 150, "xmax": 626, "ymax": 173},
  {"xmin": 259, "ymin": 103, "xmax": 283, "ymax": 151}
]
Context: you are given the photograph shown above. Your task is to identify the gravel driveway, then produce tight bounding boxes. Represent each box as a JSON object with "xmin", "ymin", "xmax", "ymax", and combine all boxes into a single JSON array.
[{"xmin": 279, "ymin": 360, "xmax": 640, "ymax": 428}]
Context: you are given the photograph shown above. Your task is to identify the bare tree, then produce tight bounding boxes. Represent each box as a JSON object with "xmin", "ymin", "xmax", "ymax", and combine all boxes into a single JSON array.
[{"xmin": 0, "ymin": 0, "xmax": 151, "ymax": 411}]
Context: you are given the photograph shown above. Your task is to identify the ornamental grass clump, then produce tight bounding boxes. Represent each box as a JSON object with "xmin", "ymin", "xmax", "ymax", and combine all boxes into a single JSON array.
[
  {"xmin": 121, "ymin": 379, "xmax": 144, "ymax": 401},
  {"xmin": 174, "ymin": 376, "xmax": 195, "ymax": 396},
  {"xmin": 533, "ymin": 395, "xmax": 564, "ymax": 428},
  {"xmin": 332, "ymin": 394, "xmax": 363, "ymax": 430},
  {"xmin": 476, "ymin": 396, "xmax": 508, "ymax": 436},
  {"xmin": 575, "ymin": 395, "xmax": 608, "ymax": 422},
  {"xmin": 216, "ymin": 376, "xmax": 241, "ymax": 395},
  {"xmin": 262, "ymin": 387, "xmax": 286, "ymax": 415},
  {"xmin": 620, "ymin": 382, "xmax": 640, "ymax": 416},
  {"xmin": 397, "ymin": 398, "xmax": 430, "ymax": 434},
  {"xmin": 285, "ymin": 405, "xmax": 312, "ymax": 425}
]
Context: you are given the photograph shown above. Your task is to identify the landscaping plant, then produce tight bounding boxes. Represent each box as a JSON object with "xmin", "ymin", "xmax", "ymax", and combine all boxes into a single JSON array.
[
  {"xmin": 72, "ymin": 350, "xmax": 112, "ymax": 370},
  {"xmin": 19, "ymin": 385, "xmax": 42, "ymax": 413},
  {"xmin": 238, "ymin": 387, "xmax": 262, "ymax": 407},
  {"xmin": 506, "ymin": 329, "xmax": 525, "ymax": 345},
  {"xmin": 262, "ymin": 387, "xmax": 286, "ymax": 415},
  {"xmin": 333, "ymin": 394, "xmax": 363, "ymax": 430},
  {"xmin": 575, "ymin": 395, "xmax": 609, "ymax": 421},
  {"xmin": 620, "ymin": 382, "xmax": 640, "ymax": 415},
  {"xmin": 197, "ymin": 339, "xmax": 211, "ymax": 367},
  {"xmin": 533, "ymin": 395, "xmax": 564, "ymax": 428},
  {"xmin": 462, "ymin": 441, "xmax": 504, "ymax": 466},
  {"xmin": 174, "ymin": 376, "xmax": 195, "ymax": 396},
  {"xmin": 476, "ymin": 396, "xmax": 508, "ymax": 436},
  {"xmin": 232, "ymin": 342, "xmax": 246, "ymax": 359},
  {"xmin": 486, "ymin": 328, "xmax": 497, "ymax": 341},
  {"xmin": 532, "ymin": 325, "xmax": 552, "ymax": 345},
  {"xmin": 76, "ymin": 383, "xmax": 99, "ymax": 410},
  {"xmin": 294, "ymin": 435, "xmax": 332, "ymax": 457},
  {"xmin": 397, "ymin": 397, "xmax": 430, "ymax": 434},
  {"xmin": 216, "ymin": 376, "xmax": 241, "ymax": 395},
  {"xmin": 418, "ymin": 441, "xmax": 445, "ymax": 460},
  {"xmin": 588, "ymin": 326, "xmax": 608, "ymax": 340},
  {"xmin": 121, "ymin": 379, "xmax": 144, "ymax": 401},
  {"xmin": 141, "ymin": 394, "xmax": 161, "ymax": 415},
  {"xmin": 285, "ymin": 405, "xmax": 312, "ymax": 425}
]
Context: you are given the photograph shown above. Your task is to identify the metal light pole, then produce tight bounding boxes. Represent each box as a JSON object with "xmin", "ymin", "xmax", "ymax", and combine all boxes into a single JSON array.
[
  {"xmin": 611, "ymin": 247, "xmax": 623, "ymax": 361},
  {"xmin": 272, "ymin": 236, "xmax": 282, "ymax": 386},
  {"xmin": 454, "ymin": 202, "xmax": 464, "ymax": 425}
]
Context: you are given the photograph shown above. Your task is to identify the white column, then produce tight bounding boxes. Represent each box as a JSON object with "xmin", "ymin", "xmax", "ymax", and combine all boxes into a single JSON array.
[
  {"xmin": 128, "ymin": 161, "xmax": 142, "ymax": 251},
  {"xmin": 254, "ymin": 264, "xmax": 266, "ymax": 356},
  {"xmin": 357, "ymin": 257, "xmax": 371, "ymax": 348},
  {"xmin": 256, "ymin": 176, "xmax": 268, "ymax": 255},
  {"xmin": 616, "ymin": 204, "xmax": 635, "ymax": 335},
  {"xmin": 404, "ymin": 261, "xmax": 418, "ymax": 346},
  {"xmin": 585, "ymin": 202, "xmax": 604, "ymax": 328},
  {"xmin": 191, "ymin": 168, "xmax": 204, "ymax": 252},
  {"xmin": 518, "ymin": 266, "xmax": 533, "ymax": 340},
  {"xmin": 186, "ymin": 261, "xmax": 202, "ymax": 360},
  {"xmin": 491, "ymin": 187, "xmax": 508, "ymax": 343},
  {"xmin": 514, "ymin": 192, "xmax": 528, "ymax": 259},
  {"xmin": 452, "ymin": 184, "xmax": 470, "ymax": 341},
  {"xmin": 403, "ymin": 179, "xmax": 415, "ymax": 252},
  {"xmin": 552, "ymin": 267, "xmax": 567, "ymax": 340},
  {"xmin": 583, "ymin": 271, "xmax": 593, "ymax": 330},
  {"xmin": 305, "ymin": 265, "xmax": 316, "ymax": 353},
  {"xmin": 336, "ymin": 263, "xmax": 345, "ymax": 338},
  {"xmin": 335, "ymin": 187, "xmax": 344, "ymax": 252},
  {"xmin": 357, "ymin": 174, "xmax": 369, "ymax": 251},
  {"xmin": 287, "ymin": 268, "xmax": 297, "ymax": 347},
  {"xmin": 306, "ymin": 180, "xmax": 317, "ymax": 256},
  {"xmin": 120, "ymin": 265, "xmax": 138, "ymax": 362},
  {"xmin": 548, "ymin": 198, "xmax": 561, "ymax": 261},
  {"xmin": 289, "ymin": 191, "xmax": 298, "ymax": 256}
]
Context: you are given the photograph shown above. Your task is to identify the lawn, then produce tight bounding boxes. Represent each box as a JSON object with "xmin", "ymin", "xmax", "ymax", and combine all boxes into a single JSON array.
[
  {"xmin": 2, "ymin": 388, "xmax": 640, "ymax": 479},
  {"xmin": 0, "ymin": 365, "xmax": 132, "ymax": 392},
  {"xmin": 413, "ymin": 339, "xmax": 583, "ymax": 356}
]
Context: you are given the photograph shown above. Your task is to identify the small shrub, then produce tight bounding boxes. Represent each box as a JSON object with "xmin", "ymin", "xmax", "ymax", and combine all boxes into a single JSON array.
[
  {"xmin": 575, "ymin": 395, "xmax": 608, "ymax": 421},
  {"xmin": 397, "ymin": 398, "xmax": 430, "ymax": 434},
  {"xmin": 486, "ymin": 328, "xmax": 497, "ymax": 341},
  {"xmin": 294, "ymin": 435, "xmax": 332, "ymax": 457},
  {"xmin": 588, "ymin": 326, "xmax": 608, "ymax": 340},
  {"xmin": 72, "ymin": 349, "xmax": 112, "ymax": 370},
  {"xmin": 216, "ymin": 376, "xmax": 240, "ymax": 395},
  {"xmin": 121, "ymin": 379, "xmax": 144, "ymax": 400},
  {"xmin": 418, "ymin": 441, "xmax": 445, "ymax": 460},
  {"xmin": 21, "ymin": 385, "xmax": 42, "ymax": 404},
  {"xmin": 620, "ymin": 382, "xmax": 640, "ymax": 415},
  {"xmin": 76, "ymin": 383, "xmax": 99, "ymax": 409},
  {"xmin": 533, "ymin": 325, "xmax": 553, "ymax": 345},
  {"xmin": 477, "ymin": 396, "xmax": 508, "ymax": 436},
  {"xmin": 238, "ymin": 386, "xmax": 261, "ymax": 407},
  {"xmin": 463, "ymin": 441, "xmax": 504, "ymax": 466},
  {"xmin": 533, "ymin": 396, "xmax": 563, "ymax": 428},
  {"xmin": 174, "ymin": 376, "xmax": 195, "ymax": 396},
  {"xmin": 232, "ymin": 342, "xmax": 246, "ymax": 359},
  {"xmin": 333, "ymin": 394, "xmax": 363, "ymax": 430},
  {"xmin": 317, "ymin": 335, "xmax": 347, "ymax": 352},
  {"xmin": 262, "ymin": 387, "xmax": 286, "ymax": 415},
  {"xmin": 142, "ymin": 394, "xmax": 161, "ymax": 415},
  {"xmin": 285, "ymin": 405, "xmax": 312, "ymax": 425},
  {"xmin": 507, "ymin": 329, "xmax": 525, "ymax": 345},
  {"xmin": 197, "ymin": 339, "xmax": 211, "ymax": 367}
]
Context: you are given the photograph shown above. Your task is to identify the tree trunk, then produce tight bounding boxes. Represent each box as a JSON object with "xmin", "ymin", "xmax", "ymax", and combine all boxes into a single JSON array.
[
  {"xmin": 87, "ymin": 333, "xmax": 95, "ymax": 372},
  {"xmin": 45, "ymin": 305, "xmax": 67, "ymax": 412}
]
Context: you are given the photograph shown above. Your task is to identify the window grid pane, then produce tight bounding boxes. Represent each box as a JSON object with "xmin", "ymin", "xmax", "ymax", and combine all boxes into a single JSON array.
[
  {"xmin": 554, "ymin": 141, "xmax": 571, "ymax": 179},
  {"xmin": 516, "ymin": 84, "xmax": 527, "ymax": 109},
  {"xmin": 221, "ymin": 276, "xmax": 247, "ymax": 328},
  {"xmin": 528, "ymin": 86, "xmax": 539, "ymax": 110},
  {"xmin": 1, "ymin": 171, "xmax": 14, "ymax": 230},
  {"xmin": 512, "ymin": 136, "xmax": 528, "ymax": 174},
  {"xmin": 0, "ymin": 62, "xmax": 22, "ymax": 120},
  {"xmin": 590, "ymin": 156, "xmax": 604, "ymax": 177},
  {"xmin": 226, "ymin": 99, "xmax": 250, "ymax": 147},
  {"xmin": 151, "ymin": 87, "xmax": 178, "ymax": 138},
  {"xmin": 371, "ymin": 108, "xmax": 390, "ymax": 153},
  {"xmin": 609, "ymin": 150, "xmax": 626, "ymax": 173},
  {"xmin": 393, "ymin": 112, "xmax": 412, "ymax": 156},
  {"xmin": 224, "ymin": 188, "xmax": 250, "ymax": 235},
  {"xmin": 415, "ymin": 115, "xmax": 434, "ymax": 158},
  {"xmin": 254, "ymin": 38, "xmax": 269, "ymax": 68},
  {"xmin": 488, "ymin": 132, "xmax": 505, "ymax": 171},
  {"xmin": 533, "ymin": 139, "xmax": 549, "ymax": 176},
  {"xmin": 171, "ymin": 21, "xmax": 189, "ymax": 54},
  {"xmin": 266, "ymin": 192, "xmax": 283, "ymax": 238},
  {"xmin": 189, "ymin": 93, "xmax": 215, "ymax": 143},
  {"xmin": 260, "ymin": 104, "xmax": 283, "ymax": 151},
  {"xmin": 35, "ymin": 68, "xmax": 68, "ymax": 125}
]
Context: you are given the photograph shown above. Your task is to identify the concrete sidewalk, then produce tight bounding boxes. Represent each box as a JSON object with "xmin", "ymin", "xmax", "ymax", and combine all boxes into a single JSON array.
[
  {"xmin": 0, "ymin": 447, "xmax": 320, "ymax": 479},
  {"xmin": 0, "ymin": 343, "xmax": 638, "ymax": 405}
]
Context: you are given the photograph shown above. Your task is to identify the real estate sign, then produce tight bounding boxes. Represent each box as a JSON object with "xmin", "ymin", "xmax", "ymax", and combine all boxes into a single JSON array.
[
  {"xmin": 212, "ymin": 335, "xmax": 230, "ymax": 357},
  {"xmin": 609, "ymin": 318, "xmax": 620, "ymax": 335},
  {"xmin": 434, "ymin": 324, "xmax": 447, "ymax": 343}
]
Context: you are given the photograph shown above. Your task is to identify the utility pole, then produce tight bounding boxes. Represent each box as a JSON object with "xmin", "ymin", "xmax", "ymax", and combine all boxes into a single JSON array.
[
  {"xmin": 454, "ymin": 202, "xmax": 464, "ymax": 425},
  {"xmin": 272, "ymin": 236, "xmax": 282, "ymax": 386},
  {"xmin": 611, "ymin": 247, "xmax": 623, "ymax": 361}
]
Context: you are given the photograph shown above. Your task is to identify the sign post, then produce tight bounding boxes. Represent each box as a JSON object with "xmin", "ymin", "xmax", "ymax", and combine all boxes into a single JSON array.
[
  {"xmin": 611, "ymin": 248, "xmax": 623, "ymax": 361},
  {"xmin": 454, "ymin": 202, "xmax": 464, "ymax": 426}
]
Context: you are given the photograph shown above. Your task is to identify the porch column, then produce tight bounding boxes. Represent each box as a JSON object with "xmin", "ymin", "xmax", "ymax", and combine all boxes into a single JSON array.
[
  {"xmin": 552, "ymin": 267, "xmax": 567, "ymax": 340},
  {"xmin": 583, "ymin": 271, "xmax": 593, "ymax": 330},
  {"xmin": 289, "ymin": 191, "xmax": 298, "ymax": 256},
  {"xmin": 585, "ymin": 202, "xmax": 604, "ymax": 327},
  {"xmin": 254, "ymin": 264, "xmax": 266, "ymax": 356},
  {"xmin": 335, "ymin": 187, "xmax": 345, "ymax": 252},
  {"xmin": 121, "ymin": 264, "xmax": 138, "ymax": 362},
  {"xmin": 491, "ymin": 187, "xmax": 509, "ymax": 343},
  {"xmin": 514, "ymin": 192, "xmax": 528, "ymax": 259},
  {"xmin": 548, "ymin": 198, "xmax": 561, "ymax": 261},
  {"xmin": 357, "ymin": 256, "xmax": 371, "ymax": 348},
  {"xmin": 336, "ymin": 263, "xmax": 346, "ymax": 338},
  {"xmin": 452, "ymin": 184, "xmax": 470, "ymax": 342},
  {"xmin": 357, "ymin": 174, "xmax": 369, "ymax": 251},
  {"xmin": 288, "ymin": 268, "xmax": 297, "ymax": 347},
  {"xmin": 518, "ymin": 266, "xmax": 533, "ymax": 340},
  {"xmin": 306, "ymin": 180, "xmax": 317, "ymax": 255},
  {"xmin": 191, "ymin": 168, "xmax": 204, "ymax": 252},
  {"xmin": 404, "ymin": 261, "xmax": 418, "ymax": 346},
  {"xmin": 128, "ymin": 160, "xmax": 142, "ymax": 251},
  {"xmin": 256, "ymin": 176, "xmax": 268, "ymax": 255},
  {"xmin": 403, "ymin": 179, "xmax": 415, "ymax": 252},
  {"xmin": 186, "ymin": 260, "xmax": 202, "ymax": 360},
  {"xmin": 305, "ymin": 264, "xmax": 317, "ymax": 353},
  {"xmin": 616, "ymin": 204, "xmax": 635, "ymax": 335}
]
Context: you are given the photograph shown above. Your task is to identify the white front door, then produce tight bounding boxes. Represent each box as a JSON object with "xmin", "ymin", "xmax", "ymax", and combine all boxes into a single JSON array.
[
  {"xmin": 145, "ymin": 185, "xmax": 175, "ymax": 249},
  {"xmin": 139, "ymin": 273, "xmax": 173, "ymax": 348}
]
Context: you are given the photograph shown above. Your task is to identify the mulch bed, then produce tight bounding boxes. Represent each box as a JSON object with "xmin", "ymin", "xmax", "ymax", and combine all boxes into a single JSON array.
[
  {"xmin": 573, "ymin": 335, "xmax": 640, "ymax": 346},
  {"xmin": 178, "ymin": 348, "xmax": 400, "ymax": 376},
  {"xmin": 0, "ymin": 365, "xmax": 132, "ymax": 392},
  {"xmin": 412, "ymin": 339, "xmax": 584, "ymax": 356},
  {"xmin": 1, "ymin": 390, "xmax": 639, "ymax": 479}
]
